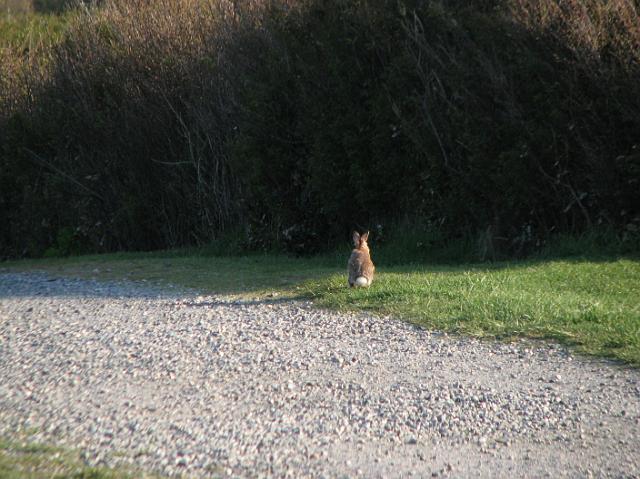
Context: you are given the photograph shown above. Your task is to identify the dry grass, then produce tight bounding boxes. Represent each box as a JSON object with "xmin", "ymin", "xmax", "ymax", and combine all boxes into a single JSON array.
[
  {"xmin": 509, "ymin": 0, "xmax": 640, "ymax": 65},
  {"xmin": 1, "ymin": 0, "xmax": 639, "ymax": 257}
]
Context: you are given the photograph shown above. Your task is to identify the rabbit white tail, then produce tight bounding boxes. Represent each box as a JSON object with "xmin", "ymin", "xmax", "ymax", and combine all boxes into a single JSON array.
[{"xmin": 355, "ymin": 276, "xmax": 369, "ymax": 287}]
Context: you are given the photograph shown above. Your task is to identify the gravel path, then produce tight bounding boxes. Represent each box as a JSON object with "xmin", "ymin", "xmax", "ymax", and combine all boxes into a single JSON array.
[{"xmin": 1, "ymin": 272, "xmax": 639, "ymax": 478}]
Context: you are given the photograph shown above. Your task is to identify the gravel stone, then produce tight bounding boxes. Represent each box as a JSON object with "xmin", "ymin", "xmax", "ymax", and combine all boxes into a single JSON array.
[{"xmin": 1, "ymin": 272, "xmax": 639, "ymax": 478}]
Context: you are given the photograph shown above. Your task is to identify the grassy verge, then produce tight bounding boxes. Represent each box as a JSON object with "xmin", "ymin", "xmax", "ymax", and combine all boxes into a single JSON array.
[
  {"xmin": 299, "ymin": 258, "xmax": 640, "ymax": 364},
  {"xmin": 0, "ymin": 436, "xmax": 160, "ymax": 479},
  {"xmin": 2, "ymin": 251, "xmax": 639, "ymax": 365}
]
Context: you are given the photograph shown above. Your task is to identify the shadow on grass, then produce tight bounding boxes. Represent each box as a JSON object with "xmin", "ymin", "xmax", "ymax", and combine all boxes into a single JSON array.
[
  {"xmin": 1, "ymin": 248, "xmax": 638, "ymax": 296},
  {"xmin": 0, "ymin": 251, "xmax": 342, "ymax": 298},
  {"xmin": 1, "ymin": 250, "xmax": 638, "ymax": 364}
]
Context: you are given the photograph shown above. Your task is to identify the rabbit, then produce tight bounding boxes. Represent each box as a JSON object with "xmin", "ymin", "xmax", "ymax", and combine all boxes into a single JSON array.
[{"xmin": 348, "ymin": 231, "xmax": 375, "ymax": 287}]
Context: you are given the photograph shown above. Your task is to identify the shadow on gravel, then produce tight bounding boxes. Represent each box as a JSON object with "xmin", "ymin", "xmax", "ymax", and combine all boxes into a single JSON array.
[
  {"xmin": 183, "ymin": 296, "xmax": 301, "ymax": 307},
  {"xmin": 0, "ymin": 253, "xmax": 341, "ymax": 297},
  {"xmin": 0, "ymin": 273, "xmax": 184, "ymax": 300},
  {"xmin": 0, "ymin": 271, "xmax": 315, "ymax": 303},
  {"xmin": 1, "ymin": 254, "xmax": 638, "ymax": 300}
]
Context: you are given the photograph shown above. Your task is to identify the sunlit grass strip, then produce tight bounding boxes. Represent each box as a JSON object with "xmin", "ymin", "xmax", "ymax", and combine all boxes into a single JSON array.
[
  {"xmin": 298, "ymin": 259, "xmax": 640, "ymax": 365},
  {"xmin": 3, "ymin": 254, "xmax": 639, "ymax": 364}
]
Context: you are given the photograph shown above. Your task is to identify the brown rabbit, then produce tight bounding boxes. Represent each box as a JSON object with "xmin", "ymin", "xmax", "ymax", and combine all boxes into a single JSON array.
[{"xmin": 348, "ymin": 231, "xmax": 375, "ymax": 287}]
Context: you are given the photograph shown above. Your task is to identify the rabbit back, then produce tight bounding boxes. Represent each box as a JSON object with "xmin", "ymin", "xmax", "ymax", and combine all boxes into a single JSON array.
[{"xmin": 348, "ymin": 249, "xmax": 375, "ymax": 287}]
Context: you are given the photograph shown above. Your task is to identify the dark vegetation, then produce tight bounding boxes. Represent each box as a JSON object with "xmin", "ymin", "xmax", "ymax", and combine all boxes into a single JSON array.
[
  {"xmin": 1, "ymin": 0, "xmax": 639, "ymax": 259},
  {"xmin": 2, "ymin": 0, "xmax": 86, "ymax": 14}
]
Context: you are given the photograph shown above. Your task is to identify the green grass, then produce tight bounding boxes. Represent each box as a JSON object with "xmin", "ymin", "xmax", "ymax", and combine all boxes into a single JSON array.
[
  {"xmin": 0, "ymin": 437, "xmax": 161, "ymax": 479},
  {"xmin": 3, "ymin": 248, "xmax": 639, "ymax": 365},
  {"xmin": 0, "ymin": 11, "xmax": 71, "ymax": 51},
  {"xmin": 298, "ymin": 258, "xmax": 640, "ymax": 364}
]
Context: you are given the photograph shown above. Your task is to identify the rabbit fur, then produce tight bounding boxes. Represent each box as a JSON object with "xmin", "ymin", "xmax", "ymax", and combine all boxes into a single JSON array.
[{"xmin": 348, "ymin": 231, "xmax": 375, "ymax": 287}]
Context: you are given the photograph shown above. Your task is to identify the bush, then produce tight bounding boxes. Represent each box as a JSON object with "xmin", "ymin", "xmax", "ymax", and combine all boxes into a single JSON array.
[{"xmin": 1, "ymin": 0, "xmax": 639, "ymax": 258}]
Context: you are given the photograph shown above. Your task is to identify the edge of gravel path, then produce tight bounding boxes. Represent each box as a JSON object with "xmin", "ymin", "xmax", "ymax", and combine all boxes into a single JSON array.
[{"xmin": 1, "ymin": 271, "xmax": 639, "ymax": 478}]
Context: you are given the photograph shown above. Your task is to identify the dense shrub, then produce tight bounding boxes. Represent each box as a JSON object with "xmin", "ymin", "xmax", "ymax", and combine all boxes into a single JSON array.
[{"xmin": 1, "ymin": 0, "xmax": 639, "ymax": 258}]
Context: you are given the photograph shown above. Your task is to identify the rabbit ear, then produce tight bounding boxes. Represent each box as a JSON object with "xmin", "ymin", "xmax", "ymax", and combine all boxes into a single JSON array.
[
  {"xmin": 352, "ymin": 231, "xmax": 360, "ymax": 246},
  {"xmin": 362, "ymin": 231, "xmax": 370, "ymax": 242}
]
